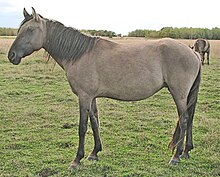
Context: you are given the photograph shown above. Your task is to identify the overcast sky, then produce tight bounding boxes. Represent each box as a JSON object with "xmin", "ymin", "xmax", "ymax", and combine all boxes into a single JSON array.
[{"xmin": 0, "ymin": 0, "xmax": 219, "ymax": 35}]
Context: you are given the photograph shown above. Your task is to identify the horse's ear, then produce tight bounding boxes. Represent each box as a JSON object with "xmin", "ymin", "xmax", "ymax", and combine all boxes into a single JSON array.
[
  {"xmin": 32, "ymin": 7, "xmax": 40, "ymax": 22},
  {"xmin": 23, "ymin": 8, "xmax": 30, "ymax": 18}
]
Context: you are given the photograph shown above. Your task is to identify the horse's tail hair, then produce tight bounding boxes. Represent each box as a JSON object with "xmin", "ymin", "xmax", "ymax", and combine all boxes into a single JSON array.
[
  {"xmin": 168, "ymin": 120, "xmax": 181, "ymax": 152},
  {"xmin": 168, "ymin": 65, "xmax": 201, "ymax": 152}
]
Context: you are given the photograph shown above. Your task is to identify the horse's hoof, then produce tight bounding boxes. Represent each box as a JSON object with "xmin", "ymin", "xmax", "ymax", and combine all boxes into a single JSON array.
[
  {"xmin": 169, "ymin": 157, "xmax": 180, "ymax": 165},
  {"xmin": 180, "ymin": 153, "xmax": 190, "ymax": 159},
  {"xmin": 69, "ymin": 161, "xmax": 79, "ymax": 170},
  {"xmin": 87, "ymin": 154, "xmax": 99, "ymax": 161}
]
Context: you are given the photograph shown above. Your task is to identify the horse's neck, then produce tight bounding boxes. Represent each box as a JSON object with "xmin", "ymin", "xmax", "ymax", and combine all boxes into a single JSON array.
[
  {"xmin": 43, "ymin": 44, "xmax": 67, "ymax": 70},
  {"xmin": 43, "ymin": 20, "xmax": 98, "ymax": 70},
  {"xmin": 41, "ymin": 24, "xmax": 56, "ymax": 64},
  {"xmin": 43, "ymin": 21, "xmax": 73, "ymax": 69}
]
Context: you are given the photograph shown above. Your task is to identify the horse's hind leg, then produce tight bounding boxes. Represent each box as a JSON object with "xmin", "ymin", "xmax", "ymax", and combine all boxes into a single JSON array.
[
  {"xmin": 169, "ymin": 98, "xmax": 189, "ymax": 165},
  {"xmin": 201, "ymin": 53, "xmax": 205, "ymax": 65},
  {"xmin": 207, "ymin": 52, "xmax": 210, "ymax": 65},
  {"xmin": 199, "ymin": 52, "xmax": 205, "ymax": 65},
  {"xmin": 87, "ymin": 99, "xmax": 102, "ymax": 161},
  {"xmin": 180, "ymin": 122, "xmax": 193, "ymax": 159},
  {"xmin": 180, "ymin": 96, "xmax": 197, "ymax": 159}
]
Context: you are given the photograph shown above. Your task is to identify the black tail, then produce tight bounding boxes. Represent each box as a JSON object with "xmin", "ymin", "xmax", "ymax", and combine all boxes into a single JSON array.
[
  {"xmin": 186, "ymin": 66, "xmax": 201, "ymax": 126},
  {"xmin": 168, "ymin": 120, "xmax": 181, "ymax": 152},
  {"xmin": 168, "ymin": 65, "xmax": 201, "ymax": 151}
]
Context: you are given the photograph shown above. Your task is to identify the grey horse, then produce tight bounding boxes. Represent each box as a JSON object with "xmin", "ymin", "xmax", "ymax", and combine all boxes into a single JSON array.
[{"xmin": 8, "ymin": 8, "xmax": 201, "ymax": 169}]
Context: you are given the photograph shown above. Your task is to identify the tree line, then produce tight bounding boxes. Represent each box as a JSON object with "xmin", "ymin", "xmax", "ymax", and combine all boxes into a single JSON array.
[
  {"xmin": 0, "ymin": 27, "xmax": 121, "ymax": 38},
  {"xmin": 128, "ymin": 27, "xmax": 220, "ymax": 40},
  {"xmin": 0, "ymin": 28, "xmax": 17, "ymax": 36},
  {"xmin": 1, "ymin": 27, "xmax": 220, "ymax": 39}
]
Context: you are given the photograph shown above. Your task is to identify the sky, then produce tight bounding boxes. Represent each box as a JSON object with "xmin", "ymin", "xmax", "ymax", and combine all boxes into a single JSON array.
[{"xmin": 0, "ymin": 0, "xmax": 219, "ymax": 35}]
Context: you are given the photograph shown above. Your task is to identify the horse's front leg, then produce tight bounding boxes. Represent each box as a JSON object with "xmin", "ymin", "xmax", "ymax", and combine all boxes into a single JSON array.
[
  {"xmin": 70, "ymin": 95, "xmax": 91, "ymax": 169},
  {"xmin": 87, "ymin": 99, "xmax": 102, "ymax": 161}
]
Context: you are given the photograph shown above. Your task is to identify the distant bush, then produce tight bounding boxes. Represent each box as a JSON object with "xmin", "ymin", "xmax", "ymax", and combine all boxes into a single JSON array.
[{"xmin": 81, "ymin": 29, "xmax": 119, "ymax": 37}]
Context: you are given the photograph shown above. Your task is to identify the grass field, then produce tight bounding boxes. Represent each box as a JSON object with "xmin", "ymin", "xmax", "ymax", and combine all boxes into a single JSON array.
[{"xmin": 0, "ymin": 37, "xmax": 219, "ymax": 176}]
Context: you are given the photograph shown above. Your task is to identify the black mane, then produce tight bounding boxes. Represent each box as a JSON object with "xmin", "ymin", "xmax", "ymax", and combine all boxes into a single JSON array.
[{"xmin": 44, "ymin": 19, "xmax": 99, "ymax": 63}]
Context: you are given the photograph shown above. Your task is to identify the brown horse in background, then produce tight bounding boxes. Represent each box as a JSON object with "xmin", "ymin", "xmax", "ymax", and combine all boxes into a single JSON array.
[
  {"xmin": 8, "ymin": 8, "xmax": 201, "ymax": 169},
  {"xmin": 191, "ymin": 39, "xmax": 210, "ymax": 65}
]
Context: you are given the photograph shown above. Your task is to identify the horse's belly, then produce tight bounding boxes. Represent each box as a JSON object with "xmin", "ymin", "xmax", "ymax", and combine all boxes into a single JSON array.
[{"xmin": 99, "ymin": 79, "xmax": 164, "ymax": 101}]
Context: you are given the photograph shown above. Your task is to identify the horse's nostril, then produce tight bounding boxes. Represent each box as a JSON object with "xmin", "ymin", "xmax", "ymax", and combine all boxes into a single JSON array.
[
  {"xmin": 8, "ymin": 51, "xmax": 16, "ymax": 60},
  {"xmin": 11, "ymin": 52, "xmax": 15, "ymax": 59}
]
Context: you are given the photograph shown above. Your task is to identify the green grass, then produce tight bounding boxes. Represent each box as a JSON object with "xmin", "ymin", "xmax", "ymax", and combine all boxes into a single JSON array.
[{"xmin": 0, "ymin": 50, "xmax": 219, "ymax": 176}]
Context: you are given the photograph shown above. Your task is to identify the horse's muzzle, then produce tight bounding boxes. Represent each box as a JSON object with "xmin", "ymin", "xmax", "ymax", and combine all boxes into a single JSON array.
[{"xmin": 8, "ymin": 50, "xmax": 21, "ymax": 65}]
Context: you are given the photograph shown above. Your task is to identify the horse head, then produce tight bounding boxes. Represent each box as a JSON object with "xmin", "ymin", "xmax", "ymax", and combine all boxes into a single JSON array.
[{"xmin": 8, "ymin": 7, "xmax": 46, "ymax": 65}]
